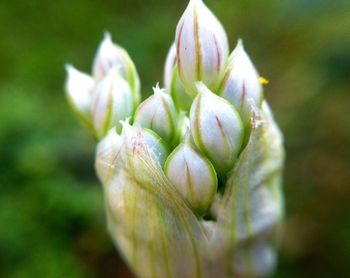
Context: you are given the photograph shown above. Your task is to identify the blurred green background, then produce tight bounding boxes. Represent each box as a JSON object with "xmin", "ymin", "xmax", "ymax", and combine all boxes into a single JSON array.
[{"xmin": 0, "ymin": 0, "xmax": 349, "ymax": 277}]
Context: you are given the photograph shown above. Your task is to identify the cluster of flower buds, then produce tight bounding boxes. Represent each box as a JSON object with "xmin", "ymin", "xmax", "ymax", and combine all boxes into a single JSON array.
[
  {"xmin": 66, "ymin": 0, "xmax": 284, "ymax": 277},
  {"xmin": 65, "ymin": 32, "xmax": 141, "ymax": 138}
]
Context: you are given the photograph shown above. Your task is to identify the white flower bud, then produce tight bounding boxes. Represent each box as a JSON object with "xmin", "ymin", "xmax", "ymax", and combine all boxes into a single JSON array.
[
  {"xmin": 121, "ymin": 121, "xmax": 170, "ymax": 168},
  {"xmin": 190, "ymin": 83, "xmax": 244, "ymax": 175},
  {"xmin": 164, "ymin": 133, "xmax": 217, "ymax": 215},
  {"xmin": 92, "ymin": 32, "xmax": 141, "ymax": 107},
  {"xmin": 95, "ymin": 127, "xmax": 123, "ymax": 185},
  {"xmin": 164, "ymin": 43, "xmax": 177, "ymax": 91},
  {"xmin": 91, "ymin": 67, "xmax": 134, "ymax": 139},
  {"xmin": 134, "ymin": 84, "xmax": 178, "ymax": 146},
  {"xmin": 164, "ymin": 43, "xmax": 193, "ymax": 112},
  {"xmin": 65, "ymin": 64, "xmax": 94, "ymax": 130},
  {"xmin": 175, "ymin": 0, "xmax": 229, "ymax": 96},
  {"xmin": 169, "ymin": 65, "xmax": 193, "ymax": 112},
  {"xmin": 218, "ymin": 40, "xmax": 263, "ymax": 126}
]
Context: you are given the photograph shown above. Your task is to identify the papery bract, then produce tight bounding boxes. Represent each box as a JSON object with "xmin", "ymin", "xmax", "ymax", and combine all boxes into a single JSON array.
[
  {"xmin": 121, "ymin": 122, "xmax": 170, "ymax": 168},
  {"xmin": 95, "ymin": 127, "xmax": 123, "ymax": 186}
]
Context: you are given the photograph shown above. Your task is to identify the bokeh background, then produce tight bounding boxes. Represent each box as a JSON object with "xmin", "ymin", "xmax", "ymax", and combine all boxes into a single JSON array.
[{"xmin": 1, "ymin": 0, "xmax": 349, "ymax": 277}]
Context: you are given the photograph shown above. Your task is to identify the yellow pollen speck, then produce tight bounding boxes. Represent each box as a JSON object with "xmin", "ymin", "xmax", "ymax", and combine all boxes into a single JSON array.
[{"xmin": 259, "ymin": 77, "xmax": 269, "ymax": 85}]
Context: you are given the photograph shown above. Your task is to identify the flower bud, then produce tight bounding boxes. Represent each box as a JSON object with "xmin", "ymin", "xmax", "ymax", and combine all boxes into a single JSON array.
[
  {"xmin": 121, "ymin": 121, "xmax": 170, "ymax": 168},
  {"xmin": 164, "ymin": 43, "xmax": 193, "ymax": 112},
  {"xmin": 175, "ymin": 0, "xmax": 229, "ymax": 96},
  {"xmin": 190, "ymin": 83, "xmax": 244, "ymax": 175},
  {"xmin": 91, "ymin": 67, "xmax": 134, "ymax": 139},
  {"xmin": 218, "ymin": 40, "xmax": 263, "ymax": 126},
  {"xmin": 164, "ymin": 133, "xmax": 217, "ymax": 215},
  {"xmin": 95, "ymin": 127, "xmax": 123, "ymax": 185},
  {"xmin": 65, "ymin": 64, "xmax": 94, "ymax": 131},
  {"xmin": 92, "ymin": 32, "xmax": 141, "ymax": 107},
  {"xmin": 164, "ymin": 43, "xmax": 177, "ymax": 91},
  {"xmin": 134, "ymin": 84, "xmax": 178, "ymax": 146}
]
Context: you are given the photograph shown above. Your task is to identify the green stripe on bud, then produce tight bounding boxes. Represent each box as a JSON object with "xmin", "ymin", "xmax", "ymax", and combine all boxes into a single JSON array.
[
  {"xmin": 219, "ymin": 40, "xmax": 263, "ymax": 127},
  {"xmin": 164, "ymin": 133, "xmax": 217, "ymax": 215},
  {"xmin": 175, "ymin": 0, "xmax": 229, "ymax": 96},
  {"xmin": 65, "ymin": 64, "xmax": 95, "ymax": 132},
  {"xmin": 190, "ymin": 83, "xmax": 244, "ymax": 176},
  {"xmin": 92, "ymin": 32, "xmax": 141, "ymax": 108},
  {"xmin": 91, "ymin": 67, "xmax": 134, "ymax": 139},
  {"xmin": 134, "ymin": 84, "xmax": 179, "ymax": 146}
]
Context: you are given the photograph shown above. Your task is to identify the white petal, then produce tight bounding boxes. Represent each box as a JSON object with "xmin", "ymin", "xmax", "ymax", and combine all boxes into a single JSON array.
[
  {"xmin": 164, "ymin": 43, "xmax": 177, "ymax": 91},
  {"xmin": 219, "ymin": 40, "xmax": 263, "ymax": 126},
  {"xmin": 164, "ymin": 43, "xmax": 193, "ymax": 111},
  {"xmin": 92, "ymin": 32, "xmax": 141, "ymax": 106},
  {"xmin": 175, "ymin": 0, "xmax": 229, "ymax": 95},
  {"xmin": 65, "ymin": 64, "xmax": 94, "ymax": 126},
  {"xmin": 91, "ymin": 67, "xmax": 134, "ymax": 139},
  {"xmin": 165, "ymin": 134, "xmax": 217, "ymax": 214},
  {"xmin": 190, "ymin": 83, "xmax": 244, "ymax": 175},
  {"xmin": 134, "ymin": 84, "xmax": 178, "ymax": 145}
]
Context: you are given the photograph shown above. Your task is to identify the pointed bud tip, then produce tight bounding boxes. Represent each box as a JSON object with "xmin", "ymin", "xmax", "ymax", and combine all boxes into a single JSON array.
[
  {"xmin": 232, "ymin": 39, "xmax": 246, "ymax": 57},
  {"xmin": 237, "ymin": 38, "xmax": 244, "ymax": 48},
  {"xmin": 103, "ymin": 31, "xmax": 113, "ymax": 43},
  {"xmin": 153, "ymin": 83, "xmax": 166, "ymax": 95},
  {"xmin": 195, "ymin": 82, "xmax": 212, "ymax": 96},
  {"xmin": 65, "ymin": 63, "xmax": 74, "ymax": 73}
]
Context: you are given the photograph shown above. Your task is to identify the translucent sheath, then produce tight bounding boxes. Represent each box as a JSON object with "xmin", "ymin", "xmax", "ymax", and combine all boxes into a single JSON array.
[{"xmin": 95, "ymin": 102, "xmax": 284, "ymax": 278}]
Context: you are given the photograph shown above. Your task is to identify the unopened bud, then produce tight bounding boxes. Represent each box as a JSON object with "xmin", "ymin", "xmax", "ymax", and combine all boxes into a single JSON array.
[
  {"xmin": 165, "ymin": 133, "xmax": 217, "ymax": 215},
  {"xmin": 164, "ymin": 43, "xmax": 193, "ymax": 112},
  {"xmin": 134, "ymin": 84, "xmax": 178, "ymax": 146},
  {"xmin": 92, "ymin": 32, "xmax": 141, "ymax": 107},
  {"xmin": 121, "ymin": 121, "xmax": 170, "ymax": 168},
  {"xmin": 91, "ymin": 67, "xmax": 134, "ymax": 139},
  {"xmin": 219, "ymin": 40, "xmax": 263, "ymax": 126},
  {"xmin": 95, "ymin": 127, "xmax": 123, "ymax": 185},
  {"xmin": 190, "ymin": 83, "xmax": 244, "ymax": 175},
  {"xmin": 175, "ymin": 0, "xmax": 229, "ymax": 96},
  {"xmin": 65, "ymin": 64, "xmax": 95, "ymax": 131}
]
